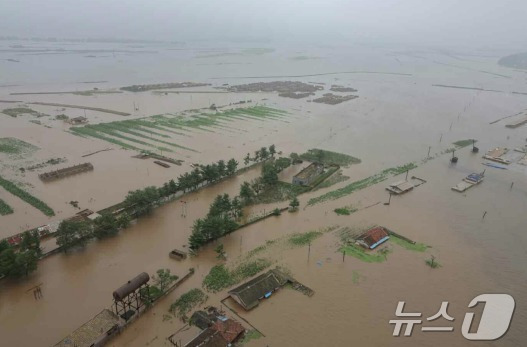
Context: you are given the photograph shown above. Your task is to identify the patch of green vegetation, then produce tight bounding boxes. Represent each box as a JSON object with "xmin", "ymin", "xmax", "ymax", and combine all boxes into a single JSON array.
[
  {"xmin": 0, "ymin": 175, "xmax": 55, "ymax": 216},
  {"xmin": 288, "ymin": 231, "xmax": 323, "ymax": 246},
  {"xmin": 334, "ymin": 206, "xmax": 358, "ymax": 215},
  {"xmin": 308, "ymin": 163, "xmax": 417, "ymax": 205},
  {"xmin": 425, "ymin": 256, "xmax": 441, "ymax": 269},
  {"xmin": 202, "ymin": 258, "xmax": 272, "ymax": 293},
  {"xmin": 1, "ymin": 107, "xmax": 38, "ymax": 118},
  {"xmin": 340, "ymin": 244, "xmax": 389, "ymax": 263},
  {"xmin": 0, "ymin": 199, "xmax": 14, "ymax": 215},
  {"xmin": 390, "ymin": 235, "xmax": 428, "ymax": 252},
  {"xmin": 300, "ymin": 149, "xmax": 361, "ymax": 166},
  {"xmin": 239, "ymin": 330, "xmax": 263, "ymax": 345},
  {"xmin": 70, "ymin": 106, "xmax": 285, "ymax": 153},
  {"xmin": 453, "ymin": 139, "xmax": 476, "ymax": 148},
  {"xmin": 81, "ymin": 124, "xmax": 174, "ymax": 152},
  {"xmin": 70, "ymin": 126, "xmax": 142, "ymax": 151},
  {"xmin": 55, "ymin": 114, "xmax": 69, "ymax": 120},
  {"xmin": 382, "ymin": 163, "xmax": 418, "ymax": 176},
  {"xmin": 0, "ymin": 138, "xmax": 38, "ymax": 155},
  {"xmin": 254, "ymin": 181, "xmax": 310, "ymax": 204},
  {"xmin": 312, "ymin": 170, "xmax": 349, "ymax": 191},
  {"xmin": 169, "ymin": 288, "xmax": 208, "ymax": 318},
  {"xmin": 139, "ymin": 285, "xmax": 163, "ymax": 303},
  {"xmin": 309, "ymin": 166, "xmax": 339, "ymax": 188}
]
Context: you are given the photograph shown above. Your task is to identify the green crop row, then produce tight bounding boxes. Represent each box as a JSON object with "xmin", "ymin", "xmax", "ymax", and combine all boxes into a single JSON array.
[{"xmin": 0, "ymin": 175, "xmax": 54, "ymax": 216}]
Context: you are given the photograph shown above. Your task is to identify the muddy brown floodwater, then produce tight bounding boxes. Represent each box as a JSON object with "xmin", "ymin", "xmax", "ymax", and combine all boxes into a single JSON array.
[{"xmin": 0, "ymin": 44, "xmax": 526, "ymax": 347}]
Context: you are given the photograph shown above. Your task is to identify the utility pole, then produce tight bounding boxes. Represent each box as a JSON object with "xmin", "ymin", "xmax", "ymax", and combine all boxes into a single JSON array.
[{"xmin": 427, "ymin": 146, "xmax": 431, "ymax": 158}]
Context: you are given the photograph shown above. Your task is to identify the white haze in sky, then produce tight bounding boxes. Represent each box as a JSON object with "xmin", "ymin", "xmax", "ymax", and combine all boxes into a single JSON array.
[{"xmin": 1, "ymin": 0, "xmax": 526, "ymax": 49}]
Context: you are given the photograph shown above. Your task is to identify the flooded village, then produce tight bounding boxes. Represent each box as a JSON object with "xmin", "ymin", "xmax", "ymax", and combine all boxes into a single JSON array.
[{"xmin": 1, "ymin": 36, "xmax": 527, "ymax": 347}]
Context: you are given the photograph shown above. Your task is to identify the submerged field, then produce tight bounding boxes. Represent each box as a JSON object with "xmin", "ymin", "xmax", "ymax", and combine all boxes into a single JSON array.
[
  {"xmin": 70, "ymin": 106, "xmax": 288, "ymax": 153},
  {"xmin": 0, "ymin": 199, "xmax": 14, "ymax": 215},
  {"xmin": 308, "ymin": 163, "xmax": 417, "ymax": 205},
  {"xmin": 0, "ymin": 175, "xmax": 54, "ymax": 216}
]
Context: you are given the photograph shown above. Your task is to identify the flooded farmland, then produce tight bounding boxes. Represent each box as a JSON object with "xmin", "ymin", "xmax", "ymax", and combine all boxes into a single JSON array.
[{"xmin": 1, "ymin": 33, "xmax": 527, "ymax": 347}]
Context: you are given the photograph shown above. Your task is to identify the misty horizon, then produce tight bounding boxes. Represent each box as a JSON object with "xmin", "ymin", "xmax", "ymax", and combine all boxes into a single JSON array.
[{"xmin": 1, "ymin": 0, "xmax": 526, "ymax": 50}]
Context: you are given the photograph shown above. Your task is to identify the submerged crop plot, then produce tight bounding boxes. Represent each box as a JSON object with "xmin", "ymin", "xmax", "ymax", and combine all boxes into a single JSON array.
[
  {"xmin": 70, "ymin": 106, "xmax": 287, "ymax": 153},
  {"xmin": 299, "ymin": 148, "xmax": 361, "ymax": 166},
  {"xmin": 0, "ymin": 138, "xmax": 39, "ymax": 156},
  {"xmin": 0, "ymin": 175, "xmax": 55, "ymax": 216},
  {"xmin": 308, "ymin": 163, "xmax": 417, "ymax": 205},
  {"xmin": 0, "ymin": 199, "xmax": 14, "ymax": 215}
]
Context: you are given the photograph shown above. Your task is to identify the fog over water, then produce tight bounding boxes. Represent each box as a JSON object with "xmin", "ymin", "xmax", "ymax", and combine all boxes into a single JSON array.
[{"xmin": 1, "ymin": 0, "xmax": 526, "ymax": 48}]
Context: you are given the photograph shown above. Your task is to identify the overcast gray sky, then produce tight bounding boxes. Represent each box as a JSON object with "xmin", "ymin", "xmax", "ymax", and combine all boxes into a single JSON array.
[{"xmin": 1, "ymin": 0, "xmax": 526, "ymax": 48}]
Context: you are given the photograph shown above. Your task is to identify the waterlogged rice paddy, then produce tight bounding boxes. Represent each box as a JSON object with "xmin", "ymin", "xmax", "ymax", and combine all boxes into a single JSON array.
[
  {"xmin": 299, "ymin": 148, "xmax": 361, "ymax": 166},
  {"xmin": 340, "ymin": 243, "xmax": 389, "ymax": 263},
  {"xmin": 0, "ymin": 199, "xmax": 14, "ymax": 215},
  {"xmin": 0, "ymin": 175, "xmax": 55, "ymax": 216},
  {"xmin": 453, "ymin": 139, "xmax": 477, "ymax": 148},
  {"xmin": 308, "ymin": 163, "xmax": 417, "ymax": 205},
  {"xmin": 70, "ymin": 106, "xmax": 287, "ymax": 153},
  {"xmin": 0, "ymin": 137, "xmax": 38, "ymax": 156}
]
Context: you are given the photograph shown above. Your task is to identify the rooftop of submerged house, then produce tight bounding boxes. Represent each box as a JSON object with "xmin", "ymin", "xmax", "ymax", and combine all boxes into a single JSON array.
[
  {"xmin": 356, "ymin": 226, "xmax": 390, "ymax": 250},
  {"xmin": 228, "ymin": 269, "xmax": 289, "ymax": 310}
]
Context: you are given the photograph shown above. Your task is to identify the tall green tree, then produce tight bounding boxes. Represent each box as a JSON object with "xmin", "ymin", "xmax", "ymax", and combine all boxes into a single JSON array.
[
  {"xmin": 261, "ymin": 162, "xmax": 278, "ymax": 186},
  {"xmin": 0, "ymin": 248, "xmax": 16, "ymax": 277},
  {"xmin": 20, "ymin": 230, "xmax": 41, "ymax": 257},
  {"xmin": 93, "ymin": 213, "xmax": 119, "ymax": 239},
  {"xmin": 178, "ymin": 172, "xmax": 192, "ymax": 192},
  {"xmin": 217, "ymin": 160, "xmax": 226, "ymax": 178},
  {"xmin": 152, "ymin": 268, "xmax": 179, "ymax": 292},
  {"xmin": 0, "ymin": 240, "xmax": 10, "ymax": 254},
  {"xmin": 244, "ymin": 153, "xmax": 251, "ymax": 166},
  {"xmin": 231, "ymin": 197, "xmax": 243, "ymax": 219},
  {"xmin": 226, "ymin": 158, "xmax": 238, "ymax": 176},
  {"xmin": 269, "ymin": 144, "xmax": 276, "ymax": 157},
  {"xmin": 239, "ymin": 181, "xmax": 255, "ymax": 204},
  {"xmin": 117, "ymin": 212, "xmax": 131, "ymax": 229},
  {"xmin": 13, "ymin": 250, "xmax": 38, "ymax": 277},
  {"xmin": 251, "ymin": 178, "xmax": 264, "ymax": 196},
  {"xmin": 259, "ymin": 147, "xmax": 269, "ymax": 160},
  {"xmin": 190, "ymin": 168, "xmax": 202, "ymax": 189},
  {"xmin": 124, "ymin": 186, "xmax": 160, "ymax": 216},
  {"xmin": 56, "ymin": 220, "xmax": 92, "ymax": 252}
]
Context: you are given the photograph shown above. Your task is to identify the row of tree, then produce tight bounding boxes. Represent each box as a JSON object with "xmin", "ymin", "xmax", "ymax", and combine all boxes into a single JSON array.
[
  {"xmin": 55, "ymin": 212, "xmax": 131, "ymax": 252},
  {"xmin": 188, "ymin": 156, "xmax": 295, "ymax": 251},
  {"xmin": 243, "ymin": 145, "xmax": 276, "ymax": 165},
  {"xmin": 123, "ymin": 149, "xmax": 279, "ymax": 218},
  {"xmin": 188, "ymin": 194, "xmax": 241, "ymax": 250},
  {"xmin": 124, "ymin": 157, "xmax": 243, "ymax": 217},
  {"xmin": 0, "ymin": 231, "xmax": 41, "ymax": 278}
]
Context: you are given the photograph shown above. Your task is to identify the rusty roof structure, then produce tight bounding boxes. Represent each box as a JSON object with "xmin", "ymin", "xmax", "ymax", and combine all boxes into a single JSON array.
[
  {"xmin": 211, "ymin": 319, "xmax": 245, "ymax": 343},
  {"xmin": 356, "ymin": 226, "xmax": 390, "ymax": 250}
]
